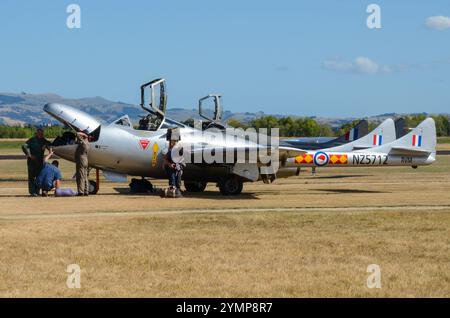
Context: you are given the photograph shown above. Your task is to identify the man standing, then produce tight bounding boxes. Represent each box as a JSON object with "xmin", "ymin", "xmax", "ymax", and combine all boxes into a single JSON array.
[
  {"xmin": 35, "ymin": 149, "xmax": 62, "ymax": 197},
  {"xmin": 163, "ymin": 128, "xmax": 185, "ymax": 198},
  {"xmin": 164, "ymin": 139, "xmax": 179, "ymax": 188},
  {"xmin": 22, "ymin": 128, "xmax": 51, "ymax": 196},
  {"xmin": 75, "ymin": 131, "xmax": 90, "ymax": 196}
]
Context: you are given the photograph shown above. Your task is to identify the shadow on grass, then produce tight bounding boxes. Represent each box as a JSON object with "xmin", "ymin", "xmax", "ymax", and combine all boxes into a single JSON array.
[
  {"xmin": 0, "ymin": 155, "xmax": 26, "ymax": 160},
  {"xmin": 0, "ymin": 178, "xmax": 28, "ymax": 182},
  {"xmin": 308, "ymin": 174, "xmax": 372, "ymax": 179},
  {"xmin": 111, "ymin": 187, "xmax": 259, "ymax": 200},
  {"xmin": 314, "ymin": 188, "xmax": 388, "ymax": 194}
]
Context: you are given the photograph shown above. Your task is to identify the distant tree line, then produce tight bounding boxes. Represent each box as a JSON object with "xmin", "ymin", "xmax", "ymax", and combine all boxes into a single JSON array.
[
  {"xmin": 226, "ymin": 114, "xmax": 450, "ymax": 137},
  {"xmin": 226, "ymin": 116, "xmax": 349, "ymax": 137},
  {"xmin": 183, "ymin": 116, "xmax": 333, "ymax": 137},
  {"xmin": 1, "ymin": 114, "xmax": 449, "ymax": 138},
  {"xmin": 404, "ymin": 114, "xmax": 450, "ymax": 137},
  {"xmin": 0, "ymin": 125, "xmax": 67, "ymax": 139},
  {"xmin": 246, "ymin": 116, "xmax": 334, "ymax": 137}
]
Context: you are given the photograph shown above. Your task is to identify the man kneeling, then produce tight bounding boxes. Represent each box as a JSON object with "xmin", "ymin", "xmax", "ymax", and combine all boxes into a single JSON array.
[{"xmin": 35, "ymin": 149, "xmax": 62, "ymax": 197}]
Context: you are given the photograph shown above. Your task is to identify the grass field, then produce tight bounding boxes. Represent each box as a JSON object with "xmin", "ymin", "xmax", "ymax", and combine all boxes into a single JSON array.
[
  {"xmin": 0, "ymin": 140, "xmax": 26, "ymax": 155},
  {"xmin": 438, "ymin": 137, "xmax": 450, "ymax": 144},
  {"xmin": 0, "ymin": 140, "xmax": 24, "ymax": 149},
  {"xmin": 2, "ymin": 137, "xmax": 450, "ymax": 152},
  {"xmin": 0, "ymin": 142, "xmax": 449, "ymax": 297}
]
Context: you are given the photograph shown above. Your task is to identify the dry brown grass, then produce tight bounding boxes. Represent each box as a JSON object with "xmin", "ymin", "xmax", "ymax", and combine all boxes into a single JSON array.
[
  {"xmin": 439, "ymin": 143, "xmax": 450, "ymax": 151},
  {"xmin": 1, "ymin": 210, "xmax": 449, "ymax": 297},
  {"xmin": 0, "ymin": 155, "xmax": 449, "ymax": 297}
]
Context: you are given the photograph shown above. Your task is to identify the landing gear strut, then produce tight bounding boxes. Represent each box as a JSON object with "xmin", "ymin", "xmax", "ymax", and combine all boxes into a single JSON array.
[
  {"xmin": 218, "ymin": 176, "xmax": 243, "ymax": 195},
  {"xmin": 184, "ymin": 181, "xmax": 207, "ymax": 193}
]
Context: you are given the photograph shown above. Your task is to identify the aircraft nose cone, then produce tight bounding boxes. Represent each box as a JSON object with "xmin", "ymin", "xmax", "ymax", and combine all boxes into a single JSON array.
[
  {"xmin": 44, "ymin": 103, "xmax": 70, "ymax": 119},
  {"xmin": 44, "ymin": 103, "xmax": 62, "ymax": 114},
  {"xmin": 43, "ymin": 103, "xmax": 101, "ymax": 134}
]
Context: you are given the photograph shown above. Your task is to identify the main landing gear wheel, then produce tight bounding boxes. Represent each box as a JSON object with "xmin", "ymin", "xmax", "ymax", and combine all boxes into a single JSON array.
[
  {"xmin": 89, "ymin": 180, "xmax": 98, "ymax": 195},
  {"xmin": 184, "ymin": 181, "xmax": 207, "ymax": 193},
  {"xmin": 219, "ymin": 176, "xmax": 243, "ymax": 195}
]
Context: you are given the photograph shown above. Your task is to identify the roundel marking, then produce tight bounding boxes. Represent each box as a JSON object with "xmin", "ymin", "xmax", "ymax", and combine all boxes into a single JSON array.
[{"xmin": 313, "ymin": 151, "xmax": 329, "ymax": 166}]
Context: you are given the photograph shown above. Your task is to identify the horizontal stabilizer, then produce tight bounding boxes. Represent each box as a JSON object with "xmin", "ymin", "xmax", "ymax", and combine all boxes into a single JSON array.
[{"xmin": 389, "ymin": 147, "xmax": 432, "ymax": 156}]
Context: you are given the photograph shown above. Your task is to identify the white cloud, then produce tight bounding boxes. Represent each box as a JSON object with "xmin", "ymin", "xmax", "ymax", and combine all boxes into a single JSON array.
[
  {"xmin": 322, "ymin": 56, "xmax": 390, "ymax": 75},
  {"xmin": 354, "ymin": 57, "xmax": 379, "ymax": 74},
  {"xmin": 426, "ymin": 16, "xmax": 450, "ymax": 31},
  {"xmin": 322, "ymin": 59, "xmax": 353, "ymax": 73}
]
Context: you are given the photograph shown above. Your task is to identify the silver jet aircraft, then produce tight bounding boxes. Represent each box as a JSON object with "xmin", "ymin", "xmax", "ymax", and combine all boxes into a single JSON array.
[
  {"xmin": 46, "ymin": 79, "xmax": 294, "ymax": 195},
  {"xmin": 44, "ymin": 79, "xmax": 436, "ymax": 195},
  {"xmin": 285, "ymin": 118, "xmax": 436, "ymax": 169}
]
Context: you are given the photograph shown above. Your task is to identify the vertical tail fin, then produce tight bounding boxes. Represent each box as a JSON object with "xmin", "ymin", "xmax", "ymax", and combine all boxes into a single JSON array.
[
  {"xmin": 363, "ymin": 118, "xmax": 436, "ymax": 155},
  {"xmin": 324, "ymin": 118, "xmax": 395, "ymax": 152},
  {"xmin": 334, "ymin": 120, "xmax": 369, "ymax": 142},
  {"xmin": 394, "ymin": 118, "xmax": 408, "ymax": 138}
]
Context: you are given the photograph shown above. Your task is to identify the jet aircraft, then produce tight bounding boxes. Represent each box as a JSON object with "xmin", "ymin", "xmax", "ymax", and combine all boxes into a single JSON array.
[{"xmin": 44, "ymin": 78, "xmax": 436, "ymax": 195}]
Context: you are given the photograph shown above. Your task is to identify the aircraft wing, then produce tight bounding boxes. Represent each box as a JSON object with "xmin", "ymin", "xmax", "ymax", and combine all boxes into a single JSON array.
[
  {"xmin": 183, "ymin": 145, "xmax": 307, "ymax": 164},
  {"xmin": 184, "ymin": 144, "xmax": 271, "ymax": 164},
  {"xmin": 278, "ymin": 146, "xmax": 308, "ymax": 159}
]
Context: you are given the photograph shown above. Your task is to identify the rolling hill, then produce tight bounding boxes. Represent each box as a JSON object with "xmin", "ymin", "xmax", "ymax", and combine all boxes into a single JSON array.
[{"xmin": 0, "ymin": 92, "xmax": 446, "ymax": 128}]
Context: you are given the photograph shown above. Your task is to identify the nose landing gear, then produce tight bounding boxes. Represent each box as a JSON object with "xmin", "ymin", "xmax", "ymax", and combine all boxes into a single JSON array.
[
  {"xmin": 218, "ymin": 175, "xmax": 243, "ymax": 195},
  {"xmin": 184, "ymin": 181, "xmax": 207, "ymax": 193},
  {"xmin": 89, "ymin": 180, "xmax": 98, "ymax": 195}
]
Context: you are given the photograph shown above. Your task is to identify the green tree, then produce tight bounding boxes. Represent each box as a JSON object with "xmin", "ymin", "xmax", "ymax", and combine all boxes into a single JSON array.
[
  {"xmin": 0, "ymin": 125, "xmax": 67, "ymax": 139},
  {"xmin": 432, "ymin": 115, "xmax": 450, "ymax": 137},
  {"xmin": 335, "ymin": 119, "xmax": 365, "ymax": 137},
  {"xmin": 246, "ymin": 116, "xmax": 334, "ymax": 137},
  {"xmin": 226, "ymin": 118, "xmax": 248, "ymax": 129}
]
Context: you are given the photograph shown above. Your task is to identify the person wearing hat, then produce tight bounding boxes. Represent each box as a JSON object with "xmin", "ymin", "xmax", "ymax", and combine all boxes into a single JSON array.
[
  {"xmin": 163, "ymin": 128, "xmax": 185, "ymax": 197},
  {"xmin": 22, "ymin": 128, "xmax": 51, "ymax": 196}
]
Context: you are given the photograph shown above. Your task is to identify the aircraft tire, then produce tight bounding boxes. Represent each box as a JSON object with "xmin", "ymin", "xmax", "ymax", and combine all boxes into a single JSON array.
[
  {"xmin": 184, "ymin": 181, "xmax": 207, "ymax": 192},
  {"xmin": 89, "ymin": 180, "xmax": 99, "ymax": 195},
  {"xmin": 219, "ymin": 176, "xmax": 243, "ymax": 195}
]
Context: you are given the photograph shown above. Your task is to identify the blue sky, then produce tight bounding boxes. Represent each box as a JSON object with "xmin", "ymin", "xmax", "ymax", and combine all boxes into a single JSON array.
[{"xmin": 1, "ymin": 0, "xmax": 449, "ymax": 117}]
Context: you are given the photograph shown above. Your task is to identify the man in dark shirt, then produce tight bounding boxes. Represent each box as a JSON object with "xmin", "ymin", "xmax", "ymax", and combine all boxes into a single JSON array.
[
  {"xmin": 163, "ymin": 133, "xmax": 185, "ymax": 198},
  {"xmin": 164, "ymin": 140, "xmax": 179, "ymax": 189},
  {"xmin": 21, "ymin": 128, "xmax": 51, "ymax": 196},
  {"xmin": 35, "ymin": 149, "xmax": 62, "ymax": 197}
]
